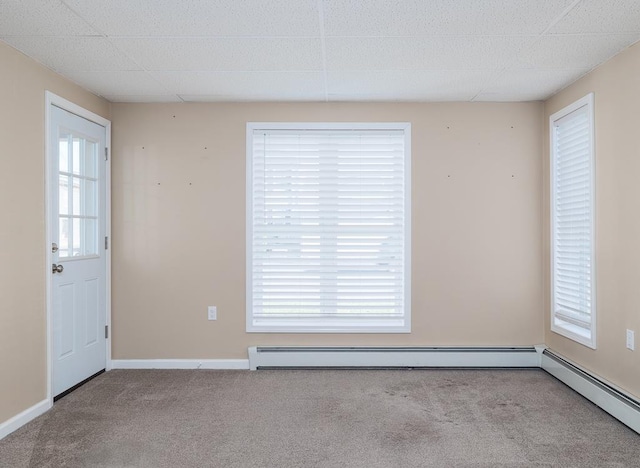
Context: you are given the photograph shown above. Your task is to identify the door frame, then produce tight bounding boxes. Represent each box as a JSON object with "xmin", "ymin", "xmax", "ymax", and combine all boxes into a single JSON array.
[{"xmin": 44, "ymin": 91, "xmax": 112, "ymax": 404}]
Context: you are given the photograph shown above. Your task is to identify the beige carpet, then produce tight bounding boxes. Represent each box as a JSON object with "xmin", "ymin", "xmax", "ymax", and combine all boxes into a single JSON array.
[{"xmin": 1, "ymin": 369, "xmax": 639, "ymax": 467}]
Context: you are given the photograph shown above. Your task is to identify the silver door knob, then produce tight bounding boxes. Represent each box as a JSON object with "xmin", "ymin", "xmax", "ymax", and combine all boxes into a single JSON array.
[
  {"xmin": 52, "ymin": 264, "xmax": 64, "ymax": 273},
  {"xmin": 52, "ymin": 242, "xmax": 59, "ymax": 253}
]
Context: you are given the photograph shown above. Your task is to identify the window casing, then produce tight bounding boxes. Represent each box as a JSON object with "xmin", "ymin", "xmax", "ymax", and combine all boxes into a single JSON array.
[
  {"xmin": 550, "ymin": 93, "xmax": 596, "ymax": 348},
  {"xmin": 246, "ymin": 123, "xmax": 411, "ymax": 333}
]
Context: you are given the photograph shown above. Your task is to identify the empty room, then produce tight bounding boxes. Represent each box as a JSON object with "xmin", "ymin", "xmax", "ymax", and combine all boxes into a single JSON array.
[{"xmin": 1, "ymin": 0, "xmax": 640, "ymax": 466}]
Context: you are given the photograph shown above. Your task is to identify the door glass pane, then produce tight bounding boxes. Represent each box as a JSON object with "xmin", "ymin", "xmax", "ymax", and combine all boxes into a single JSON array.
[
  {"xmin": 59, "ymin": 217, "xmax": 70, "ymax": 258},
  {"xmin": 72, "ymin": 177, "xmax": 81, "ymax": 216},
  {"xmin": 58, "ymin": 130, "xmax": 100, "ymax": 259},
  {"xmin": 72, "ymin": 138, "xmax": 81, "ymax": 175},
  {"xmin": 83, "ymin": 219, "xmax": 98, "ymax": 256},
  {"xmin": 59, "ymin": 175, "xmax": 69, "ymax": 215},
  {"xmin": 72, "ymin": 218, "xmax": 81, "ymax": 257},
  {"xmin": 82, "ymin": 180, "xmax": 97, "ymax": 216},
  {"xmin": 59, "ymin": 134, "xmax": 70, "ymax": 173},
  {"xmin": 84, "ymin": 141, "xmax": 98, "ymax": 179}
]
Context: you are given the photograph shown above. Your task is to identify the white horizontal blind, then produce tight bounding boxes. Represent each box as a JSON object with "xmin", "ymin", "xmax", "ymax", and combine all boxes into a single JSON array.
[
  {"xmin": 551, "ymin": 99, "xmax": 594, "ymax": 343},
  {"xmin": 248, "ymin": 126, "xmax": 409, "ymax": 332}
]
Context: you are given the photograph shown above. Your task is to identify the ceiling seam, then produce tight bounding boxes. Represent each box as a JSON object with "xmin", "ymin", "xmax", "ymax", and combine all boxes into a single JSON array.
[
  {"xmin": 317, "ymin": 0, "xmax": 329, "ymax": 102},
  {"xmin": 547, "ymin": 35, "xmax": 640, "ymax": 101},
  {"xmin": 58, "ymin": 0, "xmax": 103, "ymax": 38},
  {"xmin": 540, "ymin": 0, "xmax": 585, "ymax": 36},
  {"xmin": 59, "ymin": 0, "xmax": 182, "ymax": 103},
  {"xmin": 9, "ymin": 32, "xmax": 636, "ymax": 39},
  {"xmin": 472, "ymin": 0, "xmax": 585, "ymax": 102},
  {"xmin": 0, "ymin": 2, "xmax": 112, "ymax": 100},
  {"xmin": 12, "ymin": 0, "xmax": 635, "ymax": 103}
]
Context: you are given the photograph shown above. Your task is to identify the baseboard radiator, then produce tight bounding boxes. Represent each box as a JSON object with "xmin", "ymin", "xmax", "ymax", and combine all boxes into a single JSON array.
[
  {"xmin": 541, "ymin": 349, "xmax": 640, "ymax": 434},
  {"xmin": 248, "ymin": 346, "xmax": 541, "ymax": 370}
]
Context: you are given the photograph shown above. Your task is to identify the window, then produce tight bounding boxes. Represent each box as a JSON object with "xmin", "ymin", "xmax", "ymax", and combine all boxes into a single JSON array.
[
  {"xmin": 247, "ymin": 123, "xmax": 411, "ymax": 333},
  {"xmin": 58, "ymin": 131, "xmax": 99, "ymax": 258},
  {"xmin": 550, "ymin": 93, "xmax": 596, "ymax": 348}
]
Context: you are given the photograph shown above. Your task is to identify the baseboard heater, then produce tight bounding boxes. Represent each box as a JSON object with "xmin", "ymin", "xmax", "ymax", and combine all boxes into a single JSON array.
[
  {"xmin": 248, "ymin": 346, "xmax": 540, "ymax": 370},
  {"xmin": 541, "ymin": 349, "xmax": 640, "ymax": 434}
]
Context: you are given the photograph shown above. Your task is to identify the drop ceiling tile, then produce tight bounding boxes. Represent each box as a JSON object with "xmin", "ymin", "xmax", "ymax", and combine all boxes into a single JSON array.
[
  {"xmin": 516, "ymin": 34, "xmax": 640, "ymax": 69},
  {"xmin": 105, "ymin": 95, "xmax": 182, "ymax": 103},
  {"xmin": 323, "ymin": 0, "xmax": 574, "ymax": 36},
  {"xmin": 550, "ymin": 0, "xmax": 640, "ymax": 34},
  {"xmin": 62, "ymin": 71, "xmax": 169, "ymax": 96},
  {"xmin": 327, "ymin": 70, "xmax": 491, "ymax": 98},
  {"xmin": 327, "ymin": 92, "xmax": 476, "ymax": 102},
  {"xmin": 325, "ymin": 36, "xmax": 532, "ymax": 71},
  {"xmin": 151, "ymin": 71, "xmax": 324, "ymax": 95},
  {"xmin": 110, "ymin": 37, "xmax": 323, "ymax": 71},
  {"xmin": 0, "ymin": 36, "xmax": 141, "ymax": 71},
  {"xmin": 179, "ymin": 93, "xmax": 326, "ymax": 102},
  {"xmin": 0, "ymin": 0, "xmax": 97, "ymax": 36},
  {"xmin": 480, "ymin": 68, "xmax": 590, "ymax": 100},
  {"xmin": 62, "ymin": 0, "xmax": 319, "ymax": 37},
  {"xmin": 473, "ymin": 93, "xmax": 546, "ymax": 102},
  {"xmin": 1, "ymin": 0, "xmax": 637, "ymax": 103}
]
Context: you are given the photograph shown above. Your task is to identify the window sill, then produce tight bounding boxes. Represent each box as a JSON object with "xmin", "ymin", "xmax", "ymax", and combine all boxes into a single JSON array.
[
  {"xmin": 551, "ymin": 318, "xmax": 596, "ymax": 349},
  {"xmin": 247, "ymin": 319, "xmax": 410, "ymax": 334}
]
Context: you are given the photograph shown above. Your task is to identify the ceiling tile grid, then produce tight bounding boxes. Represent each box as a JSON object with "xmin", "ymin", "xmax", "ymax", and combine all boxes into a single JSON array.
[
  {"xmin": 548, "ymin": 0, "xmax": 640, "ymax": 34},
  {"xmin": 61, "ymin": 71, "xmax": 171, "ymax": 96},
  {"xmin": 326, "ymin": 69, "xmax": 493, "ymax": 99},
  {"xmin": 324, "ymin": 36, "xmax": 533, "ymax": 71},
  {"xmin": 322, "ymin": 0, "xmax": 577, "ymax": 36},
  {"xmin": 0, "ymin": 0, "xmax": 638, "ymax": 102},
  {"xmin": 514, "ymin": 33, "xmax": 640, "ymax": 70},
  {"xmin": 109, "ymin": 37, "xmax": 324, "ymax": 72},
  {"xmin": 0, "ymin": 36, "xmax": 143, "ymax": 72},
  {"xmin": 179, "ymin": 92, "xmax": 328, "ymax": 102},
  {"xmin": 0, "ymin": 0, "xmax": 96, "ymax": 36},
  {"xmin": 150, "ymin": 70, "xmax": 326, "ymax": 96},
  {"xmin": 477, "ymin": 68, "xmax": 592, "ymax": 101},
  {"xmin": 61, "ymin": 0, "xmax": 321, "ymax": 37},
  {"xmin": 104, "ymin": 95, "xmax": 183, "ymax": 103}
]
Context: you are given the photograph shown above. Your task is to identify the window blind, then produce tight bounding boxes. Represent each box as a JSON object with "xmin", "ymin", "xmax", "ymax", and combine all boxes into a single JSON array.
[
  {"xmin": 552, "ymin": 102, "xmax": 594, "ymax": 337},
  {"xmin": 247, "ymin": 126, "xmax": 410, "ymax": 332}
]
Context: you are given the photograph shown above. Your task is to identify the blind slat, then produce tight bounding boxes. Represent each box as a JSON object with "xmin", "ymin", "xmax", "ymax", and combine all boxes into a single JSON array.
[
  {"xmin": 249, "ymin": 127, "xmax": 408, "ymax": 330},
  {"xmin": 552, "ymin": 103, "xmax": 594, "ymax": 337}
]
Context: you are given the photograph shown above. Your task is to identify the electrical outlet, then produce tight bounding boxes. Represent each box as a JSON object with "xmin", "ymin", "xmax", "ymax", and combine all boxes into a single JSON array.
[
  {"xmin": 626, "ymin": 329, "xmax": 635, "ymax": 351},
  {"xmin": 208, "ymin": 306, "xmax": 217, "ymax": 321}
]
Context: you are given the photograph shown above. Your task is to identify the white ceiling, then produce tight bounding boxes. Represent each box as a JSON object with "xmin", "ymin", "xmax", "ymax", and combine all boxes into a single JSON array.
[{"xmin": 1, "ymin": 0, "xmax": 639, "ymax": 103}]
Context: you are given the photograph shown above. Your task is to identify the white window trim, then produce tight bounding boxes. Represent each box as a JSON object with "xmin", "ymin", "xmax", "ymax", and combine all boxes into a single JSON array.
[
  {"xmin": 246, "ymin": 122, "xmax": 411, "ymax": 333},
  {"xmin": 549, "ymin": 93, "xmax": 596, "ymax": 349}
]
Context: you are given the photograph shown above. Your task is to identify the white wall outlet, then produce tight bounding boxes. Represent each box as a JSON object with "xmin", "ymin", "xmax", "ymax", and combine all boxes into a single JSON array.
[
  {"xmin": 208, "ymin": 306, "xmax": 217, "ymax": 321},
  {"xmin": 626, "ymin": 329, "xmax": 635, "ymax": 351}
]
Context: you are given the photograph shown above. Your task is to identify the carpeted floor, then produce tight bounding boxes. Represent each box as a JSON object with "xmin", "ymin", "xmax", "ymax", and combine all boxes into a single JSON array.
[{"xmin": 1, "ymin": 369, "xmax": 639, "ymax": 467}]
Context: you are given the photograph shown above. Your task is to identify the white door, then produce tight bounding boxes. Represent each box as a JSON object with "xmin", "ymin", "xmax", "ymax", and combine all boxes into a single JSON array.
[{"xmin": 50, "ymin": 105, "xmax": 107, "ymax": 397}]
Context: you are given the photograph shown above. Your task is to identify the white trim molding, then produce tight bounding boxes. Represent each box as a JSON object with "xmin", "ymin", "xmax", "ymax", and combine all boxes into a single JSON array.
[
  {"xmin": 549, "ymin": 92, "xmax": 597, "ymax": 349},
  {"xmin": 0, "ymin": 399, "xmax": 51, "ymax": 440},
  {"xmin": 3, "ymin": 347, "xmax": 638, "ymax": 440},
  {"xmin": 246, "ymin": 122, "xmax": 411, "ymax": 334},
  {"xmin": 44, "ymin": 91, "xmax": 112, "ymax": 403},
  {"xmin": 111, "ymin": 359, "xmax": 250, "ymax": 370},
  {"xmin": 248, "ymin": 346, "xmax": 540, "ymax": 370},
  {"xmin": 541, "ymin": 349, "xmax": 640, "ymax": 434}
]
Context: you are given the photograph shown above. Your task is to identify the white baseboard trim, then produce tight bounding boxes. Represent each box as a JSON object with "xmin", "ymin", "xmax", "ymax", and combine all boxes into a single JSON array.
[
  {"xmin": 4, "ymin": 348, "xmax": 637, "ymax": 441},
  {"xmin": 248, "ymin": 346, "xmax": 541, "ymax": 370},
  {"xmin": 541, "ymin": 350, "xmax": 640, "ymax": 434},
  {"xmin": 0, "ymin": 399, "xmax": 51, "ymax": 440},
  {"xmin": 110, "ymin": 359, "xmax": 250, "ymax": 370}
]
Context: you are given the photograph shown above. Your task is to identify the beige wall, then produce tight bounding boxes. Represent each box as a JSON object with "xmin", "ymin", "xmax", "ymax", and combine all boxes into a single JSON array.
[
  {"xmin": 111, "ymin": 101, "xmax": 543, "ymax": 360},
  {"xmin": 544, "ymin": 42, "xmax": 640, "ymax": 398},
  {"xmin": 0, "ymin": 42, "xmax": 110, "ymax": 424},
  {"xmin": 2, "ymin": 23, "xmax": 637, "ymax": 434}
]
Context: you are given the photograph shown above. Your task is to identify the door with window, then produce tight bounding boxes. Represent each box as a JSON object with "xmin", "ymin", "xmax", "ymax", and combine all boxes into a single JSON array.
[{"xmin": 50, "ymin": 105, "xmax": 107, "ymax": 396}]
